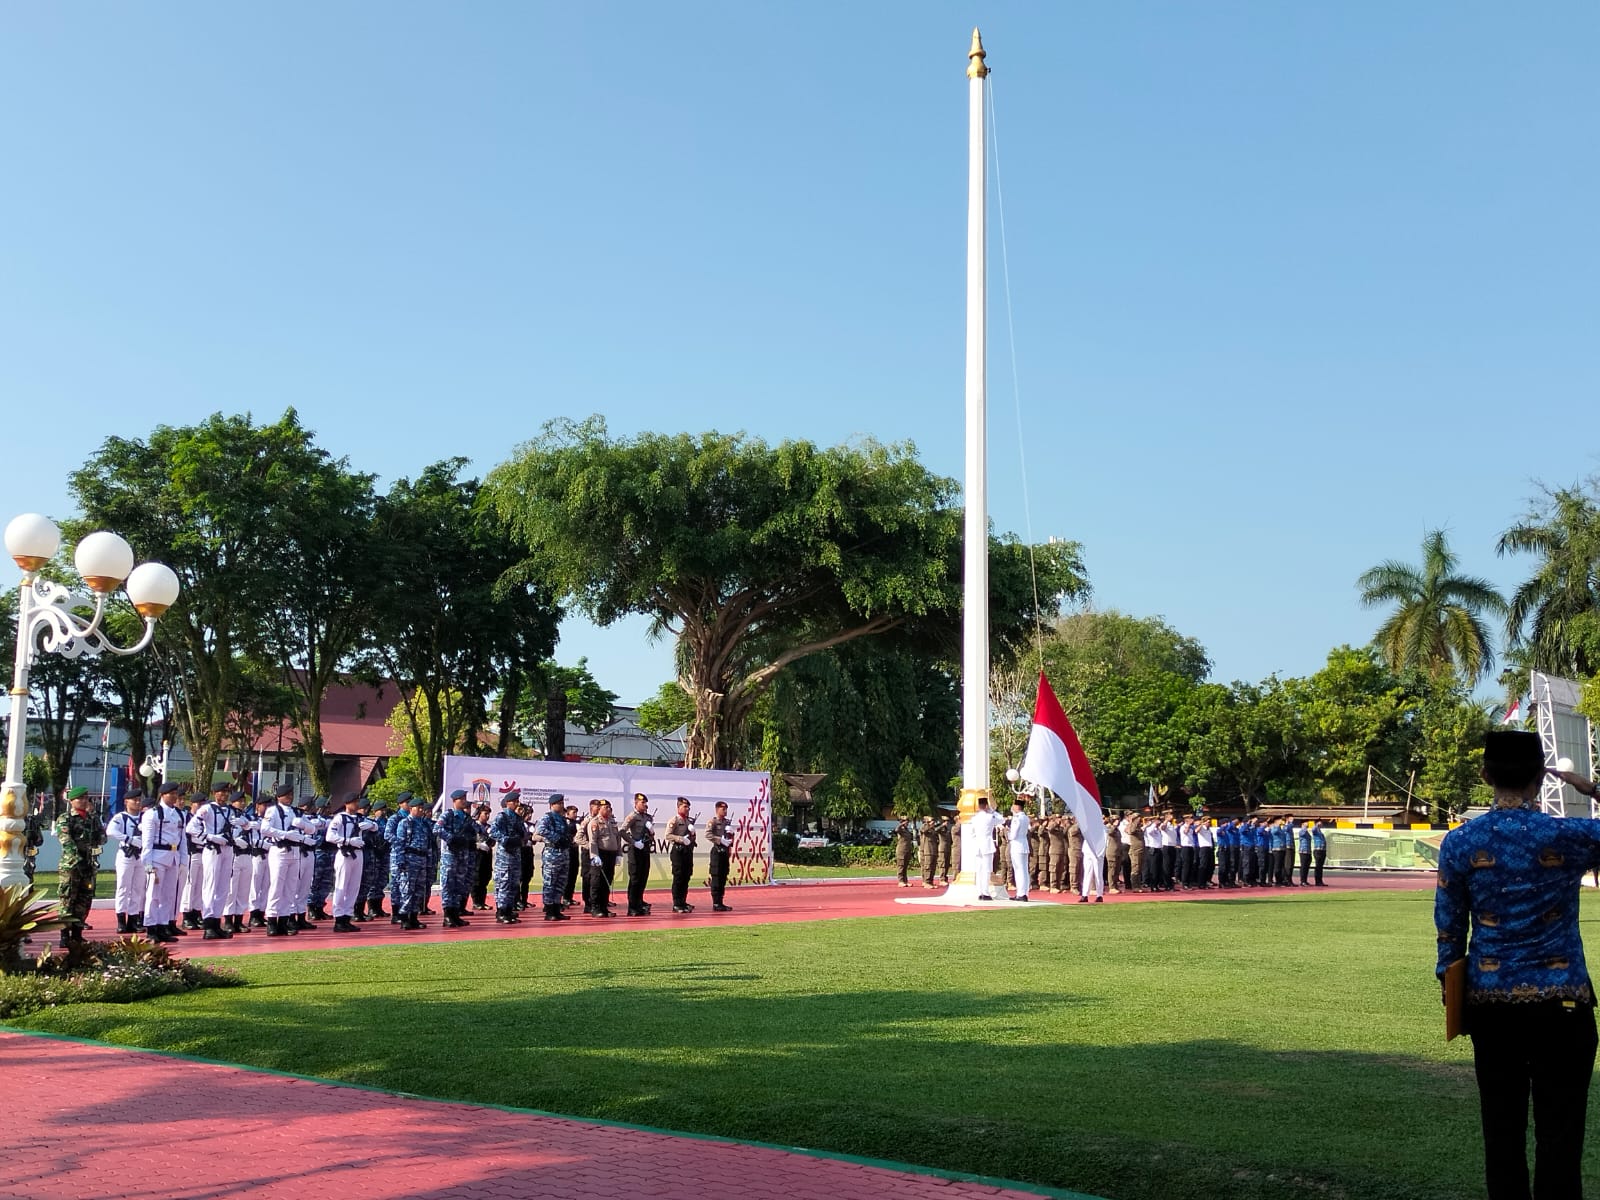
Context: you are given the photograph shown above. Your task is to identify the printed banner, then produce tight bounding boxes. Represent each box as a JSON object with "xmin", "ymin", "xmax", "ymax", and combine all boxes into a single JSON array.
[{"xmin": 442, "ymin": 756, "xmax": 773, "ymax": 886}]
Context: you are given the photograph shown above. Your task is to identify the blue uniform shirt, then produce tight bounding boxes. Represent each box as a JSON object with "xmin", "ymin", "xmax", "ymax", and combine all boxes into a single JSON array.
[{"xmin": 1435, "ymin": 806, "xmax": 1600, "ymax": 1004}]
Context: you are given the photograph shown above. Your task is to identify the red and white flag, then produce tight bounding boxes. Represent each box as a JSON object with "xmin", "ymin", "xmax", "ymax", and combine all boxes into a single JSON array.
[
  {"xmin": 1501, "ymin": 698, "xmax": 1522, "ymax": 726},
  {"xmin": 1019, "ymin": 671, "xmax": 1106, "ymax": 858}
]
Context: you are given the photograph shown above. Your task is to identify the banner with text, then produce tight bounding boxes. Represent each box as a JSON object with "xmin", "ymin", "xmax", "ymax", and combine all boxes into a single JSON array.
[{"xmin": 442, "ymin": 757, "xmax": 773, "ymax": 886}]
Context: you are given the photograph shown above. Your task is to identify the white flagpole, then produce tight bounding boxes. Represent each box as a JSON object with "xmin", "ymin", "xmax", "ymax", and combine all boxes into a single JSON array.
[{"xmin": 957, "ymin": 28, "xmax": 990, "ymax": 888}]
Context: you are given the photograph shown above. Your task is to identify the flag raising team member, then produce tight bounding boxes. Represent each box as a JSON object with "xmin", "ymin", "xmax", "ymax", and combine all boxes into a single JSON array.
[{"xmin": 1019, "ymin": 672, "xmax": 1107, "ymax": 903}]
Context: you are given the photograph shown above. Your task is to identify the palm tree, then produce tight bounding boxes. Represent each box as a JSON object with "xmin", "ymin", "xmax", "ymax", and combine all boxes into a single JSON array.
[
  {"xmin": 1497, "ymin": 485, "xmax": 1600, "ymax": 680},
  {"xmin": 1357, "ymin": 529, "xmax": 1507, "ymax": 686}
]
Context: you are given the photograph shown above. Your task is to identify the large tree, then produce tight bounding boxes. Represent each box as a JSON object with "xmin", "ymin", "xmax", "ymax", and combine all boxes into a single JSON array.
[
  {"xmin": 69, "ymin": 410, "xmax": 368, "ymax": 789},
  {"xmin": 1357, "ymin": 529, "xmax": 1506, "ymax": 686},
  {"xmin": 1498, "ymin": 484, "xmax": 1600, "ymax": 680},
  {"xmin": 367, "ymin": 460, "xmax": 560, "ymax": 791},
  {"xmin": 486, "ymin": 417, "xmax": 1086, "ymax": 769}
]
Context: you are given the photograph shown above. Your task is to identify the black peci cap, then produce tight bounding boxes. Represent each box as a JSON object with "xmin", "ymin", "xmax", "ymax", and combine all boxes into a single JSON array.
[{"xmin": 1483, "ymin": 729, "xmax": 1544, "ymax": 786}]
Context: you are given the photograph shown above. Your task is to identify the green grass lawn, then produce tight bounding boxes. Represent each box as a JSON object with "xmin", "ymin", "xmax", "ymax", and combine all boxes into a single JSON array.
[
  {"xmin": 11, "ymin": 888, "xmax": 1591, "ymax": 1200},
  {"xmin": 770, "ymin": 862, "xmax": 897, "ymax": 879}
]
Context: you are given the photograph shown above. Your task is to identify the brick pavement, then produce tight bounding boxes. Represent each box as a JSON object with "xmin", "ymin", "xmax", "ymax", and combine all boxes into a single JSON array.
[{"xmin": 0, "ymin": 1031, "xmax": 1094, "ymax": 1200}]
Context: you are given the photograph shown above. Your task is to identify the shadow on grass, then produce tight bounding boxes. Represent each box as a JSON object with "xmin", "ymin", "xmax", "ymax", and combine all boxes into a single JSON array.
[{"xmin": 16, "ymin": 973, "xmax": 1524, "ymax": 1200}]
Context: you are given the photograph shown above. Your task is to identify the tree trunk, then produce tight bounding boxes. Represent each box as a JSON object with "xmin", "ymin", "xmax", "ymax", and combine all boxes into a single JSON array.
[
  {"xmin": 300, "ymin": 712, "xmax": 330, "ymax": 797},
  {"xmin": 494, "ymin": 668, "xmax": 522, "ymax": 757},
  {"xmin": 545, "ymin": 686, "xmax": 568, "ymax": 762}
]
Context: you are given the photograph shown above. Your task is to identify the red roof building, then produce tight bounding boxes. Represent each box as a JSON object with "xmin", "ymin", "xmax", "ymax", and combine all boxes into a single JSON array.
[{"xmin": 251, "ymin": 680, "xmax": 403, "ymax": 798}]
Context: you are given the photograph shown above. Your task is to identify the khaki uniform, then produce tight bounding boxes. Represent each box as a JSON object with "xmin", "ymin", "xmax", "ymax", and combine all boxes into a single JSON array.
[{"xmin": 919, "ymin": 819, "xmax": 938, "ymax": 885}]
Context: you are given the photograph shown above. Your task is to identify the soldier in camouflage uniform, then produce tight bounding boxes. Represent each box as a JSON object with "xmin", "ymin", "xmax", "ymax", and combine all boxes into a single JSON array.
[
  {"xmin": 385, "ymin": 794, "xmax": 410, "ymax": 922},
  {"xmin": 488, "ymin": 792, "xmax": 526, "ymax": 923},
  {"xmin": 392, "ymin": 797, "xmax": 434, "ymax": 930},
  {"xmin": 435, "ymin": 788, "xmax": 477, "ymax": 928},
  {"xmin": 359, "ymin": 801, "xmax": 389, "ymax": 920},
  {"xmin": 54, "ymin": 787, "xmax": 104, "ymax": 944},
  {"xmin": 535, "ymin": 794, "xmax": 574, "ymax": 921}
]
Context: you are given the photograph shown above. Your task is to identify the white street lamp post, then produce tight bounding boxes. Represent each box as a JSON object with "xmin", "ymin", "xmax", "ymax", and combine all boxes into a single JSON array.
[{"xmin": 1, "ymin": 514, "xmax": 178, "ymax": 891}]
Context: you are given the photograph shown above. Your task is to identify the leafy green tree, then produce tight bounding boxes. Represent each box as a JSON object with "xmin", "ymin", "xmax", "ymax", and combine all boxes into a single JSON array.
[
  {"xmin": 515, "ymin": 658, "xmax": 618, "ymax": 760},
  {"xmin": 1043, "ymin": 609, "xmax": 1211, "ymax": 699},
  {"xmin": 1285, "ymin": 647, "xmax": 1414, "ymax": 803},
  {"xmin": 367, "ymin": 460, "xmax": 560, "ymax": 791},
  {"xmin": 1075, "ymin": 670, "xmax": 1205, "ymax": 799},
  {"xmin": 636, "ymin": 681, "xmax": 696, "ymax": 735},
  {"xmin": 890, "ymin": 756, "xmax": 935, "ymax": 818},
  {"xmin": 1498, "ymin": 483, "xmax": 1600, "ymax": 680},
  {"xmin": 69, "ymin": 410, "xmax": 367, "ymax": 789},
  {"xmin": 1358, "ymin": 529, "xmax": 1507, "ymax": 686},
  {"xmin": 1185, "ymin": 679, "xmax": 1302, "ymax": 810},
  {"xmin": 366, "ymin": 698, "xmax": 438, "ymax": 807},
  {"xmin": 22, "ymin": 755, "xmax": 52, "ymax": 797},
  {"xmin": 818, "ymin": 767, "xmax": 874, "ymax": 829},
  {"xmin": 486, "ymin": 417, "xmax": 1086, "ymax": 768},
  {"xmin": 1414, "ymin": 683, "xmax": 1491, "ymax": 820}
]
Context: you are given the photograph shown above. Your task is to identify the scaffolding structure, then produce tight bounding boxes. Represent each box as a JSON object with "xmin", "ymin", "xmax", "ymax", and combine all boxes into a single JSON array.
[{"xmin": 1533, "ymin": 670, "xmax": 1597, "ymax": 818}]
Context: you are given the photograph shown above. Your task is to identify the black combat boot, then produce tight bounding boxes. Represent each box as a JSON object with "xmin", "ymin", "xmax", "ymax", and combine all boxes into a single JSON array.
[
  {"xmin": 442, "ymin": 908, "xmax": 462, "ymax": 928},
  {"xmin": 249, "ymin": 910, "xmax": 266, "ymax": 928},
  {"xmin": 295, "ymin": 913, "xmax": 317, "ymax": 931},
  {"xmin": 332, "ymin": 915, "xmax": 360, "ymax": 933},
  {"xmin": 265, "ymin": 916, "xmax": 285, "ymax": 937},
  {"xmin": 202, "ymin": 917, "xmax": 232, "ymax": 940},
  {"xmin": 115, "ymin": 913, "xmax": 129, "ymax": 934},
  {"xmin": 168, "ymin": 921, "xmax": 188, "ymax": 937},
  {"xmin": 130, "ymin": 913, "xmax": 145, "ymax": 932},
  {"xmin": 369, "ymin": 900, "xmax": 388, "ymax": 920},
  {"xmin": 182, "ymin": 909, "xmax": 202, "ymax": 930},
  {"xmin": 229, "ymin": 914, "xmax": 244, "ymax": 932},
  {"xmin": 401, "ymin": 912, "xmax": 421, "ymax": 930}
]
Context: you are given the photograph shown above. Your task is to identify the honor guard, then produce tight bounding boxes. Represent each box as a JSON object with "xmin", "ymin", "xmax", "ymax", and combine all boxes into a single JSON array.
[
  {"xmin": 620, "ymin": 793, "xmax": 655, "ymax": 917},
  {"xmin": 705, "ymin": 801, "xmax": 734, "ymax": 912},
  {"xmin": 54, "ymin": 787, "xmax": 104, "ymax": 944},
  {"xmin": 324, "ymin": 792, "xmax": 367, "ymax": 933},
  {"xmin": 488, "ymin": 792, "xmax": 527, "ymax": 923},
  {"xmin": 139, "ymin": 782, "xmax": 186, "ymax": 942},
  {"xmin": 435, "ymin": 788, "xmax": 477, "ymax": 928},
  {"xmin": 105, "ymin": 788, "xmax": 145, "ymax": 934},
  {"xmin": 664, "ymin": 797, "xmax": 696, "ymax": 913},
  {"xmin": 534, "ymin": 794, "xmax": 574, "ymax": 921},
  {"xmin": 185, "ymin": 781, "xmax": 235, "ymax": 939}
]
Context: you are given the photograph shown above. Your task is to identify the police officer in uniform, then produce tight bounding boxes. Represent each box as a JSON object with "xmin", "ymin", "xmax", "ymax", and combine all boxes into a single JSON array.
[
  {"xmin": 919, "ymin": 817, "xmax": 938, "ymax": 887},
  {"xmin": 665, "ymin": 796, "xmax": 697, "ymax": 913},
  {"xmin": 938, "ymin": 815, "xmax": 955, "ymax": 883},
  {"xmin": 705, "ymin": 800, "xmax": 734, "ymax": 912},
  {"xmin": 620, "ymin": 793, "xmax": 655, "ymax": 916},
  {"xmin": 584, "ymin": 798, "xmax": 621, "ymax": 916}
]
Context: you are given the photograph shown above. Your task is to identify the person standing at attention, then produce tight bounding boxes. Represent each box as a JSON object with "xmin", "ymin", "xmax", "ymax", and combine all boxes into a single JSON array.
[{"xmin": 1436, "ymin": 730, "xmax": 1600, "ymax": 1200}]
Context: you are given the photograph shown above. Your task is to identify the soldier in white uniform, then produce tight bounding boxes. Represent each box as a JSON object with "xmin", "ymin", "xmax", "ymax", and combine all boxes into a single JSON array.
[
  {"xmin": 1007, "ymin": 799, "xmax": 1032, "ymax": 901},
  {"xmin": 247, "ymin": 796, "xmax": 272, "ymax": 925},
  {"xmin": 225, "ymin": 792, "xmax": 254, "ymax": 932},
  {"xmin": 105, "ymin": 788, "xmax": 145, "ymax": 933},
  {"xmin": 139, "ymin": 782, "xmax": 186, "ymax": 943},
  {"xmin": 186, "ymin": 782, "xmax": 235, "ymax": 939},
  {"xmin": 177, "ymin": 794, "xmax": 206, "ymax": 930},
  {"xmin": 260, "ymin": 783, "xmax": 305, "ymax": 937},
  {"xmin": 292, "ymin": 798, "xmax": 321, "ymax": 930},
  {"xmin": 969, "ymin": 797, "xmax": 1003, "ymax": 901},
  {"xmin": 324, "ymin": 793, "xmax": 366, "ymax": 934}
]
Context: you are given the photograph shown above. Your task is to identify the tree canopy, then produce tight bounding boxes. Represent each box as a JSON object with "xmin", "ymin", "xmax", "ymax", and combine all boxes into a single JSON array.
[
  {"xmin": 486, "ymin": 417, "xmax": 1086, "ymax": 768},
  {"xmin": 1357, "ymin": 529, "xmax": 1506, "ymax": 687}
]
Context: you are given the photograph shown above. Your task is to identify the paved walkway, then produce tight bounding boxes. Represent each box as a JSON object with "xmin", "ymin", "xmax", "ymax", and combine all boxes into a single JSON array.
[
  {"xmin": 0, "ymin": 1030, "xmax": 1091, "ymax": 1200},
  {"xmin": 88, "ymin": 871, "xmax": 1434, "ymax": 961}
]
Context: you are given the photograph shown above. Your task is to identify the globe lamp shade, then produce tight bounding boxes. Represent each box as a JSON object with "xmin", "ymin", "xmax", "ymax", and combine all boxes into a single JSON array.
[
  {"xmin": 5, "ymin": 513, "xmax": 61, "ymax": 571},
  {"xmin": 126, "ymin": 562, "xmax": 180, "ymax": 617},
  {"xmin": 74, "ymin": 531, "xmax": 136, "ymax": 593}
]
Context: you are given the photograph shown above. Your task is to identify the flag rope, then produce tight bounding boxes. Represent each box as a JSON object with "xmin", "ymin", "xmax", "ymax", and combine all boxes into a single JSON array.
[{"xmin": 987, "ymin": 79, "xmax": 1048, "ymax": 678}]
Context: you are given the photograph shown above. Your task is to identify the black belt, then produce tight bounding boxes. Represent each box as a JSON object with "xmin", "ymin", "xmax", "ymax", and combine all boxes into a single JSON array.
[
  {"xmin": 154, "ymin": 843, "xmax": 175, "ymax": 851},
  {"xmin": 206, "ymin": 844, "xmax": 228, "ymax": 851}
]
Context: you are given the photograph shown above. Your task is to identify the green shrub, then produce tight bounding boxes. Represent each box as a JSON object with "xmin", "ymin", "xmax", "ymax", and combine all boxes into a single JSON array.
[
  {"xmin": 775, "ymin": 844, "xmax": 896, "ymax": 868},
  {"xmin": 0, "ymin": 935, "xmax": 243, "ymax": 1020},
  {"xmin": 773, "ymin": 831, "xmax": 799, "ymax": 859}
]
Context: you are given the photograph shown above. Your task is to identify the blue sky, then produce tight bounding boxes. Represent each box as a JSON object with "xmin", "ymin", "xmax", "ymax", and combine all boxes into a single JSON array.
[{"xmin": 3, "ymin": 3, "xmax": 1596, "ymax": 706}]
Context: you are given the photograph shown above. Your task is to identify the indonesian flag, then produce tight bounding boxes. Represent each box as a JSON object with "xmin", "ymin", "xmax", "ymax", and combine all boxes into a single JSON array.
[
  {"xmin": 1501, "ymin": 698, "xmax": 1522, "ymax": 725},
  {"xmin": 1019, "ymin": 671, "xmax": 1106, "ymax": 859}
]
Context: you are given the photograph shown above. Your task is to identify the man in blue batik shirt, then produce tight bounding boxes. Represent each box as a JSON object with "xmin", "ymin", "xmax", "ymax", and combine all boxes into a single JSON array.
[{"xmin": 1435, "ymin": 729, "xmax": 1600, "ymax": 1200}]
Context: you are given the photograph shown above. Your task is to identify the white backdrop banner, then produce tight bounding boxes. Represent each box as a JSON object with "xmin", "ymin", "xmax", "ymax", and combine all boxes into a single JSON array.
[{"xmin": 442, "ymin": 757, "xmax": 773, "ymax": 885}]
